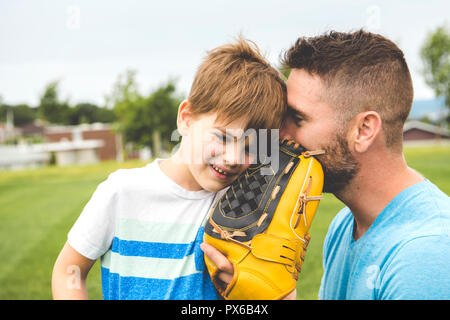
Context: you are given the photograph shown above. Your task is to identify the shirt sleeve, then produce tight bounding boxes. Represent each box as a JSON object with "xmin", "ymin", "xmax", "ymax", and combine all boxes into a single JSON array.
[
  {"xmin": 67, "ymin": 171, "xmax": 121, "ymax": 260},
  {"xmin": 378, "ymin": 235, "xmax": 450, "ymax": 300}
]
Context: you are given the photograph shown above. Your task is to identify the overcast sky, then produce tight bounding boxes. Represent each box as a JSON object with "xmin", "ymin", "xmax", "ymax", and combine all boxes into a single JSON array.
[{"xmin": 0, "ymin": 0, "xmax": 448, "ymax": 106}]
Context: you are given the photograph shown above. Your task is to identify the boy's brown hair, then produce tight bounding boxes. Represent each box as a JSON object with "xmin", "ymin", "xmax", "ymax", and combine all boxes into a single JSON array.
[
  {"xmin": 188, "ymin": 37, "xmax": 287, "ymax": 130},
  {"xmin": 282, "ymin": 29, "xmax": 414, "ymax": 151}
]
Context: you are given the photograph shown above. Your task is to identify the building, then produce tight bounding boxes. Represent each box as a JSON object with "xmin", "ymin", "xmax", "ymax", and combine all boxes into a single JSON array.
[
  {"xmin": 44, "ymin": 123, "xmax": 123, "ymax": 162},
  {"xmin": 34, "ymin": 139, "xmax": 104, "ymax": 166},
  {"xmin": 0, "ymin": 109, "xmax": 20, "ymax": 143},
  {"xmin": 0, "ymin": 144, "xmax": 49, "ymax": 170},
  {"xmin": 0, "ymin": 123, "xmax": 124, "ymax": 170},
  {"xmin": 403, "ymin": 120, "xmax": 450, "ymax": 143},
  {"xmin": 20, "ymin": 121, "xmax": 45, "ymax": 136}
]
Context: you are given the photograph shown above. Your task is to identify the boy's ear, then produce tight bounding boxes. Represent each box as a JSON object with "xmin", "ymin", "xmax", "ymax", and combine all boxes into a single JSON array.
[{"xmin": 177, "ymin": 100, "xmax": 194, "ymax": 136}]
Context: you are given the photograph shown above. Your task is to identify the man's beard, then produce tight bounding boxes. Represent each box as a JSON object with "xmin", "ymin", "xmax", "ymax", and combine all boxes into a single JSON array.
[{"xmin": 317, "ymin": 133, "xmax": 359, "ymax": 194}]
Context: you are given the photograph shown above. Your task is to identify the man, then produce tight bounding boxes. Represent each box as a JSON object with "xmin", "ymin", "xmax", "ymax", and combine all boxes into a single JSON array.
[{"xmin": 202, "ymin": 30, "xmax": 450, "ymax": 300}]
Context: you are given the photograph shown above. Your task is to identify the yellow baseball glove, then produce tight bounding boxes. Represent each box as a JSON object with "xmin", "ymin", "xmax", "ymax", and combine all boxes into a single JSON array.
[{"xmin": 204, "ymin": 139, "xmax": 324, "ymax": 300}]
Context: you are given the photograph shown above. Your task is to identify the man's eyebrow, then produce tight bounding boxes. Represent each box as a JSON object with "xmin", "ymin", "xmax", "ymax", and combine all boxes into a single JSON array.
[{"xmin": 287, "ymin": 105, "xmax": 309, "ymax": 120}]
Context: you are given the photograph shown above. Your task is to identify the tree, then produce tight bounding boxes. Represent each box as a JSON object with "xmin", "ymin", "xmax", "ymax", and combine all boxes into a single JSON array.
[
  {"xmin": 38, "ymin": 80, "xmax": 71, "ymax": 124},
  {"xmin": 95, "ymin": 105, "xmax": 117, "ymax": 123},
  {"xmin": 0, "ymin": 103, "xmax": 37, "ymax": 127},
  {"xmin": 69, "ymin": 103, "xmax": 97, "ymax": 124},
  {"xmin": 139, "ymin": 81, "xmax": 181, "ymax": 156},
  {"xmin": 107, "ymin": 70, "xmax": 144, "ymax": 147},
  {"xmin": 420, "ymin": 25, "xmax": 450, "ymax": 124},
  {"xmin": 278, "ymin": 64, "xmax": 291, "ymax": 80},
  {"xmin": 69, "ymin": 102, "xmax": 116, "ymax": 125},
  {"xmin": 107, "ymin": 70, "xmax": 181, "ymax": 157}
]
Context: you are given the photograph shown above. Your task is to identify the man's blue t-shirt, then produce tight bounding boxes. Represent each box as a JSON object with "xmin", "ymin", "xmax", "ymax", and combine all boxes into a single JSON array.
[{"xmin": 319, "ymin": 180, "xmax": 450, "ymax": 300}]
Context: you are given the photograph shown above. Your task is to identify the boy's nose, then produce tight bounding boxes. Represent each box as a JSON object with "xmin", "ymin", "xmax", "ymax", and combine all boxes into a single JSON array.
[{"xmin": 222, "ymin": 141, "xmax": 245, "ymax": 167}]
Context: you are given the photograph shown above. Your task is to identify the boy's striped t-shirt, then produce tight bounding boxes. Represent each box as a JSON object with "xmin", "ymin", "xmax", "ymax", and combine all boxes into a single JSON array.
[{"xmin": 68, "ymin": 160, "xmax": 221, "ymax": 300}]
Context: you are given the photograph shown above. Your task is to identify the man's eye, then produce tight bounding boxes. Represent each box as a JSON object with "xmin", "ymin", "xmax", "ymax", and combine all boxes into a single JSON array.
[
  {"xmin": 286, "ymin": 108, "xmax": 304, "ymax": 127},
  {"xmin": 294, "ymin": 116, "xmax": 304, "ymax": 127}
]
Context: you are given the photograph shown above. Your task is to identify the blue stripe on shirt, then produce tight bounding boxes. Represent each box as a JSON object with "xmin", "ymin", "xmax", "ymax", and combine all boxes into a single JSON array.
[
  {"xmin": 111, "ymin": 225, "xmax": 205, "ymax": 259},
  {"xmin": 111, "ymin": 237, "xmax": 194, "ymax": 259},
  {"xmin": 101, "ymin": 267, "xmax": 218, "ymax": 300}
]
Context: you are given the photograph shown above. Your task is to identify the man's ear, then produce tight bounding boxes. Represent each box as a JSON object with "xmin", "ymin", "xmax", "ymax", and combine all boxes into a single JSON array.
[
  {"xmin": 177, "ymin": 100, "xmax": 194, "ymax": 136},
  {"xmin": 349, "ymin": 111, "xmax": 382, "ymax": 153}
]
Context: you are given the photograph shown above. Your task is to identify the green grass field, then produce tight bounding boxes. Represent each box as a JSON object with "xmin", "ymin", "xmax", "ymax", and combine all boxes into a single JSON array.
[{"xmin": 0, "ymin": 146, "xmax": 449, "ymax": 300}]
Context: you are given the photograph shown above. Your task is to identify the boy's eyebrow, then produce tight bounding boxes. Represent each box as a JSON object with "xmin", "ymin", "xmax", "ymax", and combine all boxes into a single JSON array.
[
  {"xmin": 215, "ymin": 128, "xmax": 243, "ymax": 139},
  {"xmin": 287, "ymin": 105, "xmax": 309, "ymax": 120},
  {"xmin": 214, "ymin": 128, "xmax": 253, "ymax": 144}
]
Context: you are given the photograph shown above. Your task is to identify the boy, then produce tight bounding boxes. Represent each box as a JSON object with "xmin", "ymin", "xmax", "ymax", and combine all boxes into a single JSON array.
[{"xmin": 51, "ymin": 38, "xmax": 287, "ymax": 299}]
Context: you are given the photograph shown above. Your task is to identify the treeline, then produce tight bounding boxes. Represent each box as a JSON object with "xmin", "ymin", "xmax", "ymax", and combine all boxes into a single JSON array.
[
  {"xmin": 0, "ymin": 69, "xmax": 182, "ymax": 154},
  {"xmin": 0, "ymin": 81, "xmax": 116, "ymax": 127}
]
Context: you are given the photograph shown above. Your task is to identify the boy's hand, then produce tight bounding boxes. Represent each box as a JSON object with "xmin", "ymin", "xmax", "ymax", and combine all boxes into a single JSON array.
[
  {"xmin": 200, "ymin": 243, "xmax": 234, "ymax": 285},
  {"xmin": 200, "ymin": 242, "xmax": 297, "ymax": 300}
]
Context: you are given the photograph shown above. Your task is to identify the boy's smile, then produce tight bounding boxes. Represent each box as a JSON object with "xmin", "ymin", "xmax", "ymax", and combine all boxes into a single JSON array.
[{"xmin": 209, "ymin": 163, "xmax": 237, "ymax": 179}]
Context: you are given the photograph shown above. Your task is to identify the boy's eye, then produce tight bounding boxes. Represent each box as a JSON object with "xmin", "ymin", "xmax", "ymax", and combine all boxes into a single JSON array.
[
  {"xmin": 243, "ymin": 144, "xmax": 253, "ymax": 155},
  {"xmin": 243, "ymin": 140, "xmax": 258, "ymax": 156},
  {"xmin": 214, "ymin": 132, "xmax": 256, "ymax": 155},
  {"xmin": 214, "ymin": 132, "xmax": 230, "ymax": 143}
]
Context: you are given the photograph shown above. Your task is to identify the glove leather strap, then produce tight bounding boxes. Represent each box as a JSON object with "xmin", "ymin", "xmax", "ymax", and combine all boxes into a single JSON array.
[{"xmin": 250, "ymin": 234, "xmax": 301, "ymax": 267}]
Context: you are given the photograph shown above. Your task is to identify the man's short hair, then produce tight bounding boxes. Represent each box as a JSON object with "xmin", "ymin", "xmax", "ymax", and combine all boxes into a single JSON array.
[
  {"xmin": 188, "ymin": 37, "xmax": 287, "ymax": 130},
  {"xmin": 282, "ymin": 29, "xmax": 414, "ymax": 150}
]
